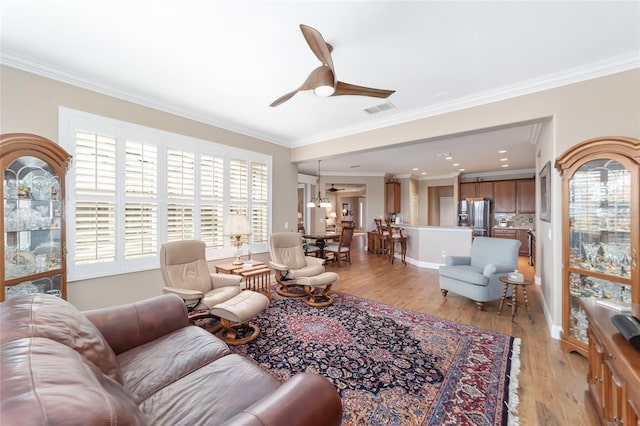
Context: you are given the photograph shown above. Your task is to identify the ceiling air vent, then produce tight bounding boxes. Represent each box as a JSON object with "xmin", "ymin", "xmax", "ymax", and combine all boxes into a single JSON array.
[{"xmin": 363, "ymin": 102, "xmax": 395, "ymax": 115}]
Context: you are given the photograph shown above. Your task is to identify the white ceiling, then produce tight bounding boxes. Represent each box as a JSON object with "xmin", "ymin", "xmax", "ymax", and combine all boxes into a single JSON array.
[{"xmin": 1, "ymin": 1, "xmax": 639, "ymax": 178}]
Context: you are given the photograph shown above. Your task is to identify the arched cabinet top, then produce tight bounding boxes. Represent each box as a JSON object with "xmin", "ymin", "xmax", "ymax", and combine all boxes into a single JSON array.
[
  {"xmin": 554, "ymin": 136, "xmax": 640, "ymax": 176},
  {"xmin": 0, "ymin": 133, "xmax": 72, "ymax": 171}
]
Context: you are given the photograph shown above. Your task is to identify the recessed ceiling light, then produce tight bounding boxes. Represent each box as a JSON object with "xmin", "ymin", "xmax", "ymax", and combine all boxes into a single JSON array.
[
  {"xmin": 459, "ymin": 168, "xmax": 465, "ymax": 172},
  {"xmin": 498, "ymin": 150, "xmax": 507, "ymax": 154},
  {"xmin": 501, "ymin": 164, "xmax": 509, "ymax": 168},
  {"xmin": 453, "ymin": 163, "xmax": 460, "ymax": 167},
  {"xmin": 500, "ymin": 158, "xmax": 508, "ymax": 161},
  {"xmin": 421, "ymin": 172, "xmax": 427, "ymax": 175},
  {"xmin": 445, "ymin": 156, "xmax": 453, "ymax": 160},
  {"xmin": 412, "ymin": 167, "xmax": 418, "ymax": 171}
]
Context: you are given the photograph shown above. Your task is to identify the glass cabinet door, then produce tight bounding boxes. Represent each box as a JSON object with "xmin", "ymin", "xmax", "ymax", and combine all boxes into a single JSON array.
[
  {"xmin": 567, "ymin": 159, "xmax": 633, "ymax": 344},
  {"xmin": 3, "ymin": 157, "xmax": 63, "ymax": 298},
  {"xmin": 557, "ymin": 136, "xmax": 639, "ymax": 357},
  {"xmin": 1, "ymin": 133, "xmax": 71, "ymax": 302}
]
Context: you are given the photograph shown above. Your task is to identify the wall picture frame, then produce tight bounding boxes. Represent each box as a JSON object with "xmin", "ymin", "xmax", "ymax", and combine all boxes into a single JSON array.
[{"xmin": 539, "ymin": 161, "xmax": 551, "ymax": 222}]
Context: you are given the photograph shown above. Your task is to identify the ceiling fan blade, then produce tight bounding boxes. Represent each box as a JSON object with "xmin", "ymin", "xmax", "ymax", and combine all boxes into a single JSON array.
[
  {"xmin": 270, "ymin": 90, "xmax": 299, "ymax": 107},
  {"xmin": 270, "ymin": 66, "xmax": 336, "ymax": 107},
  {"xmin": 333, "ymin": 81, "xmax": 395, "ymax": 98},
  {"xmin": 300, "ymin": 24, "xmax": 335, "ymax": 73}
]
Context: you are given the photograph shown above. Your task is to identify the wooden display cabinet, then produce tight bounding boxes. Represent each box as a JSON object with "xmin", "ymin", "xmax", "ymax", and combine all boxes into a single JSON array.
[
  {"xmin": 1, "ymin": 134, "xmax": 72, "ymax": 301},
  {"xmin": 556, "ymin": 136, "xmax": 639, "ymax": 356}
]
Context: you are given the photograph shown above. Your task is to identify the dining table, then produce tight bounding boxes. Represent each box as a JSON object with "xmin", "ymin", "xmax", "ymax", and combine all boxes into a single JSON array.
[{"xmin": 302, "ymin": 231, "xmax": 340, "ymax": 258}]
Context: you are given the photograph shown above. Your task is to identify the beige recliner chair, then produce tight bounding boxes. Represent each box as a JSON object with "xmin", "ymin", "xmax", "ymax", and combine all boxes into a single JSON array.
[
  {"xmin": 269, "ymin": 232, "xmax": 339, "ymax": 307},
  {"xmin": 160, "ymin": 240, "xmax": 269, "ymax": 344}
]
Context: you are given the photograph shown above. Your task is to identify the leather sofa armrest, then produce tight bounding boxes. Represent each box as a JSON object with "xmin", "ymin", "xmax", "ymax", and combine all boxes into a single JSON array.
[
  {"xmin": 445, "ymin": 256, "xmax": 471, "ymax": 266},
  {"xmin": 83, "ymin": 294, "xmax": 190, "ymax": 355},
  {"xmin": 223, "ymin": 373, "xmax": 342, "ymax": 426}
]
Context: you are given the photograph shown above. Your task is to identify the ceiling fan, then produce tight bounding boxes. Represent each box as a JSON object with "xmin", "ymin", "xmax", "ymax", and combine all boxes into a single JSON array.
[
  {"xmin": 270, "ymin": 24, "xmax": 395, "ymax": 107},
  {"xmin": 327, "ymin": 184, "xmax": 345, "ymax": 192}
]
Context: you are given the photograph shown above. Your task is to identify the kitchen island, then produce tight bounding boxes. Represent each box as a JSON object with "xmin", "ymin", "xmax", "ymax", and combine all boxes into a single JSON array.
[{"xmin": 389, "ymin": 225, "xmax": 473, "ymax": 269}]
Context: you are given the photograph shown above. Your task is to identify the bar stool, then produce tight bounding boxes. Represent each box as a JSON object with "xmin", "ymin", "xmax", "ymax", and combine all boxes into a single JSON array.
[
  {"xmin": 374, "ymin": 219, "xmax": 390, "ymax": 256},
  {"xmin": 388, "ymin": 226, "xmax": 407, "ymax": 265}
]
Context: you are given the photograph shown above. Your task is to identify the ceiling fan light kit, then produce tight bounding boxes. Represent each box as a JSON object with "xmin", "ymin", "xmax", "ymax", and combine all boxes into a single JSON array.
[{"xmin": 270, "ymin": 24, "xmax": 395, "ymax": 107}]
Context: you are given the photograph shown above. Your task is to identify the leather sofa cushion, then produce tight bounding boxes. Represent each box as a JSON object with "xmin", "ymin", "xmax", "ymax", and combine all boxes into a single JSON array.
[
  {"xmin": 0, "ymin": 294, "xmax": 122, "ymax": 384},
  {"xmin": 1, "ymin": 337, "xmax": 145, "ymax": 425},
  {"xmin": 118, "ymin": 325, "xmax": 231, "ymax": 403},
  {"xmin": 140, "ymin": 354, "xmax": 281, "ymax": 425}
]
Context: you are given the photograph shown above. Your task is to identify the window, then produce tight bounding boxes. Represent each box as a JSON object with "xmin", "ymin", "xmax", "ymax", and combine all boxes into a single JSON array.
[{"xmin": 60, "ymin": 108, "xmax": 271, "ymax": 280}]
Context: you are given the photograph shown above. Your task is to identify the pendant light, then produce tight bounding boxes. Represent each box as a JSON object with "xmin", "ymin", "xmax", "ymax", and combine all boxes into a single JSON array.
[{"xmin": 307, "ymin": 160, "xmax": 332, "ymax": 208}]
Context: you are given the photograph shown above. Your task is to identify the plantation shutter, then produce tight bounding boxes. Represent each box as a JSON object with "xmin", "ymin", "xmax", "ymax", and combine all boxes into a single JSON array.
[
  {"xmin": 251, "ymin": 162, "xmax": 268, "ymax": 245},
  {"xmin": 200, "ymin": 154, "xmax": 224, "ymax": 248},
  {"xmin": 124, "ymin": 140, "xmax": 158, "ymax": 258},
  {"xmin": 74, "ymin": 131, "xmax": 117, "ymax": 264},
  {"xmin": 166, "ymin": 148, "xmax": 195, "ymax": 241}
]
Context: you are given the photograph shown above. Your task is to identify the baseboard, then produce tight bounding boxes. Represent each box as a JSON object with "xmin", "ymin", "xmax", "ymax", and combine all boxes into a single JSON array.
[{"xmin": 539, "ymin": 288, "xmax": 562, "ymax": 339}]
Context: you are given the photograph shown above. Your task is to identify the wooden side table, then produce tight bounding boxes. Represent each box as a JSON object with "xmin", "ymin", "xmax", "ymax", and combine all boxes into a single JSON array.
[
  {"xmin": 215, "ymin": 262, "xmax": 272, "ymax": 299},
  {"xmin": 497, "ymin": 276, "xmax": 534, "ymax": 323}
]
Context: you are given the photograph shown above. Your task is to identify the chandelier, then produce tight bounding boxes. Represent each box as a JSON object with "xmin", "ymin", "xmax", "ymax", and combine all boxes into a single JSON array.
[{"xmin": 307, "ymin": 160, "xmax": 331, "ymax": 208}]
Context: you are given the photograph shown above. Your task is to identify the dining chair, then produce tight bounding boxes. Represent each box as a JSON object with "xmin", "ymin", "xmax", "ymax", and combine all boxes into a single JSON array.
[
  {"xmin": 298, "ymin": 226, "xmax": 321, "ymax": 257},
  {"xmin": 324, "ymin": 225, "xmax": 355, "ymax": 265}
]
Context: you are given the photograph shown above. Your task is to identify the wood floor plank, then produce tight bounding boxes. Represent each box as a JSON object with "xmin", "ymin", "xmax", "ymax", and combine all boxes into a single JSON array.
[{"xmin": 321, "ymin": 235, "xmax": 597, "ymax": 425}]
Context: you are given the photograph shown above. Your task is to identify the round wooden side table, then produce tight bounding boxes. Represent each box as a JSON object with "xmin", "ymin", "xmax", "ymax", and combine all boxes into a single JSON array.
[{"xmin": 497, "ymin": 276, "xmax": 534, "ymax": 323}]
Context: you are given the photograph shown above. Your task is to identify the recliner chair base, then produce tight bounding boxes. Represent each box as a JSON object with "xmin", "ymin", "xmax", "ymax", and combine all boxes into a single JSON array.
[
  {"xmin": 217, "ymin": 319, "xmax": 261, "ymax": 346},
  {"xmin": 275, "ymin": 282, "xmax": 307, "ymax": 298}
]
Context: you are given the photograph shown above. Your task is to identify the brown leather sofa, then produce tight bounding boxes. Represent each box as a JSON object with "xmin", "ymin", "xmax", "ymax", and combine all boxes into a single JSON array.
[{"xmin": 0, "ymin": 293, "xmax": 343, "ymax": 425}]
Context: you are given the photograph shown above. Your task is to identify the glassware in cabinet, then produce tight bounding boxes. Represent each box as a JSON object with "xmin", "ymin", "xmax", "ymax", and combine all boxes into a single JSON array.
[
  {"xmin": 1, "ymin": 134, "xmax": 71, "ymax": 301},
  {"xmin": 556, "ymin": 136, "xmax": 639, "ymax": 357}
]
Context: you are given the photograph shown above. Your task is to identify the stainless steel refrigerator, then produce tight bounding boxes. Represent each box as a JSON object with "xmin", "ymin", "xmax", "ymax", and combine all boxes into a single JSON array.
[{"xmin": 457, "ymin": 199, "xmax": 491, "ymax": 236}]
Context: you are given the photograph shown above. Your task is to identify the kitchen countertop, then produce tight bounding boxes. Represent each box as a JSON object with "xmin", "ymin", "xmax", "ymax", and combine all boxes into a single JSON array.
[{"xmin": 493, "ymin": 226, "xmax": 535, "ymax": 231}]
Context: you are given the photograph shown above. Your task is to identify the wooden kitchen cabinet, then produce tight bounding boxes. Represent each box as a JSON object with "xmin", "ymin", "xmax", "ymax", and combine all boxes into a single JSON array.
[
  {"xmin": 475, "ymin": 182, "xmax": 493, "ymax": 200},
  {"xmin": 385, "ymin": 181, "xmax": 400, "ymax": 214},
  {"xmin": 493, "ymin": 180, "xmax": 517, "ymax": 213},
  {"xmin": 459, "ymin": 182, "xmax": 493, "ymax": 200},
  {"xmin": 492, "ymin": 228, "xmax": 516, "ymax": 240},
  {"xmin": 517, "ymin": 179, "xmax": 535, "ymax": 213},
  {"xmin": 516, "ymin": 229, "xmax": 529, "ymax": 256},
  {"xmin": 459, "ymin": 182, "xmax": 476, "ymax": 199}
]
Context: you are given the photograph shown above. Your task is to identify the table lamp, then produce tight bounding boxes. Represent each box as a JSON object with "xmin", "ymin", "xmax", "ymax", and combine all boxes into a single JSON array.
[{"xmin": 228, "ymin": 213, "xmax": 251, "ymax": 265}]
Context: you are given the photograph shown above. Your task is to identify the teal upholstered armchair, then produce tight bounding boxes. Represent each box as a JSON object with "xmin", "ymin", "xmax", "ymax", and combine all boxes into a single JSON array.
[{"xmin": 439, "ymin": 237, "xmax": 521, "ymax": 311}]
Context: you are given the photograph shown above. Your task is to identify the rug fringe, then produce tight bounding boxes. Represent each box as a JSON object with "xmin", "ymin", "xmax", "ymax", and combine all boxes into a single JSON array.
[{"xmin": 506, "ymin": 337, "xmax": 522, "ymax": 426}]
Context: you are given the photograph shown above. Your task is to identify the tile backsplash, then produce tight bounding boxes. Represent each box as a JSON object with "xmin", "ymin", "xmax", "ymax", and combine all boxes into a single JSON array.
[{"xmin": 494, "ymin": 213, "xmax": 535, "ymax": 229}]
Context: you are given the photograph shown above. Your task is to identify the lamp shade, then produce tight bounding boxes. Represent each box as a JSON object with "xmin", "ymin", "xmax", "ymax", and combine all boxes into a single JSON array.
[{"xmin": 228, "ymin": 214, "xmax": 250, "ymax": 235}]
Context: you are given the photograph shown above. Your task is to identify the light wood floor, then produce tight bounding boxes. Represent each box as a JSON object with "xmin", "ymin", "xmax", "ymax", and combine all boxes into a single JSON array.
[{"xmin": 320, "ymin": 234, "xmax": 597, "ymax": 426}]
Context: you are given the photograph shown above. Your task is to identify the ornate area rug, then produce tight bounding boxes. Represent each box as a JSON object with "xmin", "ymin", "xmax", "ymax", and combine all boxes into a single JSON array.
[{"xmin": 230, "ymin": 291, "xmax": 521, "ymax": 425}]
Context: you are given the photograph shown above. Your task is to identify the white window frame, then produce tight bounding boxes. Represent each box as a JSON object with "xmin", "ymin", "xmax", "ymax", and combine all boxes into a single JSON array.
[{"xmin": 59, "ymin": 107, "xmax": 272, "ymax": 281}]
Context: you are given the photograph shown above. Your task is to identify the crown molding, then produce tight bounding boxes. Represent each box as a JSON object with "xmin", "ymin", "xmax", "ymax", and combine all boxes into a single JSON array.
[
  {"xmin": 291, "ymin": 51, "xmax": 640, "ymax": 147},
  {"xmin": 2, "ymin": 50, "xmax": 638, "ymax": 149},
  {"xmin": 0, "ymin": 51, "xmax": 291, "ymax": 147}
]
